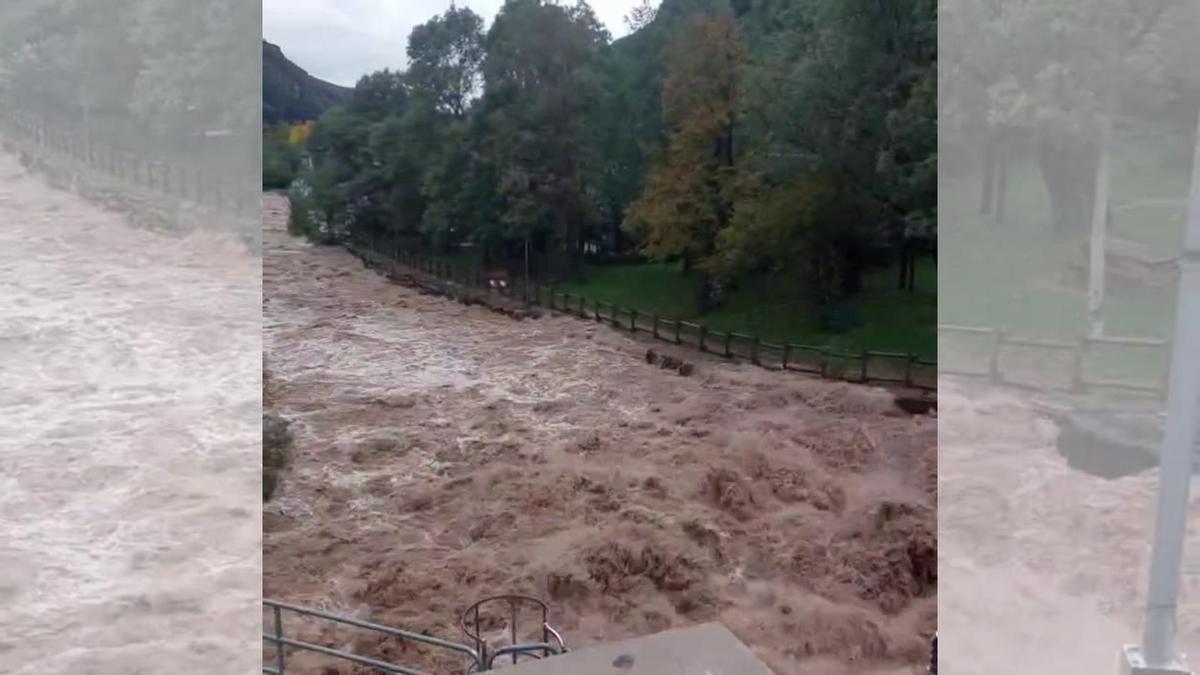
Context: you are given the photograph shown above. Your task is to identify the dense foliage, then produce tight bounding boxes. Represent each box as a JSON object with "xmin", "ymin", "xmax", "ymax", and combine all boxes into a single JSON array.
[
  {"xmin": 0, "ymin": 0, "xmax": 259, "ymax": 168},
  {"xmin": 293, "ymin": 0, "xmax": 937, "ymax": 311}
]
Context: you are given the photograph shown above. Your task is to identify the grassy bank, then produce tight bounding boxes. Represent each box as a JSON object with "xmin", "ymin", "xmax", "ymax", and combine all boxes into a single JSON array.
[{"xmin": 558, "ymin": 259, "xmax": 936, "ymax": 359}]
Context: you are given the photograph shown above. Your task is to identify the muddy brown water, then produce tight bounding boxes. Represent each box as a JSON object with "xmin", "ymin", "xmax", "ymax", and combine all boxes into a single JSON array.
[
  {"xmin": 263, "ymin": 195, "xmax": 935, "ymax": 675},
  {"xmin": 0, "ymin": 152, "xmax": 261, "ymax": 673},
  {"xmin": 938, "ymin": 381, "xmax": 1200, "ymax": 675}
]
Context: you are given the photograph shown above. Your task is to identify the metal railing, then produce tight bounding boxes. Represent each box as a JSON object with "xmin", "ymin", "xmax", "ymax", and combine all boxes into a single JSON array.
[
  {"xmin": 0, "ymin": 106, "xmax": 254, "ymax": 214},
  {"xmin": 263, "ymin": 599, "xmax": 481, "ymax": 674},
  {"xmin": 460, "ymin": 595, "xmax": 567, "ymax": 672},
  {"xmin": 263, "ymin": 597, "xmax": 566, "ymax": 674}
]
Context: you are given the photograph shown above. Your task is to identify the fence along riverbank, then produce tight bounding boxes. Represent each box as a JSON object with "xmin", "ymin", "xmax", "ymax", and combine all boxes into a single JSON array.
[{"xmin": 346, "ymin": 238, "xmax": 939, "ymax": 391}]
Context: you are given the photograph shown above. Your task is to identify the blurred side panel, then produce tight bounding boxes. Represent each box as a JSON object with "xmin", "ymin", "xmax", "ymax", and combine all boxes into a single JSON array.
[
  {"xmin": 0, "ymin": 1, "xmax": 261, "ymax": 674},
  {"xmin": 940, "ymin": 0, "xmax": 1200, "ymax": 673}
]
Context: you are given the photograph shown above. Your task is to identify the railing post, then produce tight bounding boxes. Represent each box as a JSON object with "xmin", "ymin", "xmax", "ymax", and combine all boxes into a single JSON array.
[
  {"xmin": 611, "ymin": 303, "xmax": 618, "ymax": 328},
  {"xmin": 274, "ymin": 604, "xmax": 286, "ymax": 673},
  {"xmin": 1070, "ymin": 339, "xmax": 1087, "ymax": 393},
  {"xmin": 989, "ymin": 329, "xmax": 1003, "ymax": 383},
  {"xmin": 578, "ymin": 294, "xmax": 585, "ymax": 318},
  {"xmin": 630, "ymin": 309, "xmax": 638, "ymax": 332},
  {"xmin": 905, "ymin": 353, "xmax": 916, "ymax": 387},
  {"xmin": 653, "ymin": 315, "xmax": 660, "ymax": 339},
  {"xmin": 675, "ymin": 320, "xmax": 682, "ymax": 345},
  {"xmin": 751, "ymin": 336, "xmax": 760, "ymax": 366},
  {"xmin": 783, "ymin": 344, "xmax": 791, "ymax": 370},
  {"xmin": 699, "ymin": 325, "xmax": 708, "ymax": 353},
  {"xmin": 594, "ymin": 299, "xmax": 601, "ymax": 321},
  {"xmin": 723, "ymin": 331, "xmax": 732, "ymax": 358},
  {"xmin": 860, "ymin": 349, "xmax": 869, "ymax": 382}
]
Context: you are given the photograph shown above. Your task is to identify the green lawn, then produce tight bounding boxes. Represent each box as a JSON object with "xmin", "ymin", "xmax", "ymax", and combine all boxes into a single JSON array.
[
  {"xmin": 938, "ymin": 122, "xmax": 1191, "ymax": 342},
  {"xmin": 559, "ymin": 259, "xmax": 936, "ymax": 359}
]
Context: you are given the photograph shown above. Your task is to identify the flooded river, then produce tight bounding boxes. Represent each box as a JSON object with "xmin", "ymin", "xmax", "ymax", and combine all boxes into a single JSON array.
[
  {"xmin": 0, "ymin": 151, "xmax": 261, "ymax": 674},
  {"xmin": 262, "ymin": 194, "xmax": 935, "ymax": 675}
]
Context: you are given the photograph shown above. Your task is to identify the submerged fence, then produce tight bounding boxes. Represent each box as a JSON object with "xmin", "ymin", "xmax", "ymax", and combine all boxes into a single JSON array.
[
  {"xmin": 349, "ymin": 240, "xmax": 938, "ymax": 391},
  {"xmin": 0, "ymin": 106, "xmax": 255, "ymax": 214}
]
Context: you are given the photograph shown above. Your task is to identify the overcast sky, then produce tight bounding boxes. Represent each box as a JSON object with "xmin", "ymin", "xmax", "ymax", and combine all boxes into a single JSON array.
[{"xmin": 264, "ymin": 0, "xmax": 653, "ymax": 87}]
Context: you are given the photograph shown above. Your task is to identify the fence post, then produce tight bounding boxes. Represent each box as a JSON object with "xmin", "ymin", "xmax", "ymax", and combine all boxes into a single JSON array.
[
  {"xmin": 630, "ymin": 309, "xmax": 638, "ymax": 332},
  {"xmin": 675, "ymin": 320, "xmax": 682, "ymax": 345},
  {"xmin": 699, "ymin": 325, "xmax": 708, "ymax": 353},
  {"xmin": 579, "ymin": 294, "xmax": 586, "ymax": 318},
  {"xmin": 860, "ymin": 349, "xmax": 869, "ymax": 382},
  {"xmin": 751, "ymin": 336, "xmax": 760, "ymax": 366},
  {"xmin": 611, "ymin": 303, "xmax": 619, "ymax": 328},
  {"xmin": 594, "ymin": 299, "xmax": 601, "ymax": 321},
  {"xmin": 782, "ymin": 344, "xmax": 791, "ymax": 370},
  {"xmin": 653, "ymin": 315, "xmax": 660, "ymax": 339},
  {"xmin": 989, "ymin": 329, "xmax": 1003, "ymax": 383},
  {"xmin": 723, "ymin": 331, "xmax": 732, "ymax": 358},
  {"xmin": 1070, "ymin": 339, "xmax": 1086, "ymax": 393},
  {"xmin": 905, "ymin": 353, "xmax": 916, "ymax": 387}
]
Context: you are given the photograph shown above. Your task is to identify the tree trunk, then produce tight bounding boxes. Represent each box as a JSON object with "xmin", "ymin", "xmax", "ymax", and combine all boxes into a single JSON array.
[
  {"xmin": 980, "ymin": 132, "xmax": 997, "ymax": 217},
  {"xmin": 1037, "ymin": 133, "xmax": 1098, "ymax": 234},
  {"xmin": 995, "ymin": 141, "xmax": 1009, "ymax": 225}
]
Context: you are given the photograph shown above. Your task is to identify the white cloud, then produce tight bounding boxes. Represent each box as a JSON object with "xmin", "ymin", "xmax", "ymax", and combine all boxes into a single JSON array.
[{"xmin": 263, "ymin": 0, "xmax": 650, "ymax": 87}]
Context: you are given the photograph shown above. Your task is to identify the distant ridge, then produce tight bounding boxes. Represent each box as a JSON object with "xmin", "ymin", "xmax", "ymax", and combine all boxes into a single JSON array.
[{"xmin": 263, "ymin": 40, "xmax": 352, "ymax": 125}]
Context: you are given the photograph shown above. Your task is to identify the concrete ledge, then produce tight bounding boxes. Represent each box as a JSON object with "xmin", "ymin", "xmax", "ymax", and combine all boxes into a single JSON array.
[{"xmin": 485, "ymin": 622, "xmax": 775, "ymax": 674}]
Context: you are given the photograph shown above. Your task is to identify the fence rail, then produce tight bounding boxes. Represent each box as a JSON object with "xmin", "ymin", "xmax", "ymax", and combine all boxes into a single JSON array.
[
  {"xmin": 0, "ymin": 107, "xmax": 254, "ymax": 214},
  {"xmin": 938, "ymin": 323, "xmax": 1170, "ymax": 398},
  {"xmin": 348, "ymin": 240, "xmax": 938, "ymax": 391}
]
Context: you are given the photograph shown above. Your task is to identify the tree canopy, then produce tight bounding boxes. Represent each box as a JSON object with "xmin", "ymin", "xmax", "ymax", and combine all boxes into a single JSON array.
[{"xmin": 293, "ymin": 0, "xmax": 938, "ymax": 310}]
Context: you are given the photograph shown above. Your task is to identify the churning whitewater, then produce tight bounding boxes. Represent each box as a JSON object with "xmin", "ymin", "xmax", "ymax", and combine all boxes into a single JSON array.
[{"xmin": 0, "ymin": 151, "xmax": 261, "ymax": 674}]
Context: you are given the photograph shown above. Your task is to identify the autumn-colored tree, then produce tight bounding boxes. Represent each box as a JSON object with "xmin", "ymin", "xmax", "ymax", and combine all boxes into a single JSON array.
[
  {"xmin": 626, "ymin": 10, "xmax": 745, "ymax": 306},
  {"xmin": 288, "ymin": 121, "xmax": 315, "ymax": 146}
]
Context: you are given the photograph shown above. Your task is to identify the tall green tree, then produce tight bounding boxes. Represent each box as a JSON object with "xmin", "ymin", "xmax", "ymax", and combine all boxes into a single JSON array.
[
  {"xmin": 626, "ymin": 10, "xmax": 745, "ymax": 308},
  {"xmin": 407, "ymin": 6, "xmax": 485, "ymax": 117},
  {"xmin": 481, "ymin": 0, "xmax": 609, "ymax": 277}
]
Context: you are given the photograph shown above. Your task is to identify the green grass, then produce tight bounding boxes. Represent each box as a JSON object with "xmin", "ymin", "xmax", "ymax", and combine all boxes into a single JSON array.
[
  {"xmin": 558, "ymin": 259, "xmax": 937, "ymax": 359},
  {"xmin": 939, "ymin": 122, "xmax": 1191, "ymax": 342}
]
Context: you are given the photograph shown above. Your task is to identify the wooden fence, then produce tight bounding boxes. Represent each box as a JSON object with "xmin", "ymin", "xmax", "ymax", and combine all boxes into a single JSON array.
[
  {"xmin": 938, "ymin": 323, "xmax": 1171, "ymax": 399},
  {"xmin": 354, "ymin": 242, "xmax": 938, "ymax": 391},
  {"xmin": 0, "ymin": 107, "xmax": 254, "ymax": 213}
]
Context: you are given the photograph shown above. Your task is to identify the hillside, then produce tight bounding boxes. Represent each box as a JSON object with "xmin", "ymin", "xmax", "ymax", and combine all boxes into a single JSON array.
[{"xmin": 262, "ymin": 40, "xmax": 351, "ymax": 125}]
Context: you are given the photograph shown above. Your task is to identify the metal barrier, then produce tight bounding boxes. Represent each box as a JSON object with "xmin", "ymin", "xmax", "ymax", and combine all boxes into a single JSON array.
[
  {"xmin": 460, "ymin": 595, "xmax": 567, "ymax": 672},
  {"xmin": 263, "ymin": 599, "xmax": 481, "ymax": 674},
  {"xmin": 263, "ymin": 597, "xmax": 567, "ymax": 674}
]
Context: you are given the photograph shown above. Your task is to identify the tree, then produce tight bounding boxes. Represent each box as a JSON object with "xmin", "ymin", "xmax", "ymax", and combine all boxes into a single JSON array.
[
  {"xmin": 480, "ymin": 0, "xmax": 609, "ymax": 278},
  {"xmin": 941, "ymin": 0, "xmax": 1179, "ymax": 233},
  {"xmin": 626, "ymin": 10, "xmax": 745, "ymax": 308},
  {"xmin": 127, "ymin": 0, "xmax": 260, "ymax": 139},
  {"xmin": 624, "ymin": 0, "xmax": 658, "ymax": 32},
  {"xmin": 407, "ymin": 6, "xmax": 486, "ymax": 117},
  {"xmin": 734, "ymin": 0, "xmax": 936, "ymax": 292}
]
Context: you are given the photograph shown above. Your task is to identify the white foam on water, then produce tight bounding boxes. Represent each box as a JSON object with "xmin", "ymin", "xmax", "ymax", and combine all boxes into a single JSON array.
[{"xmin": 0, "ymin": 152, "xmax": 261, "ymax": 674}]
